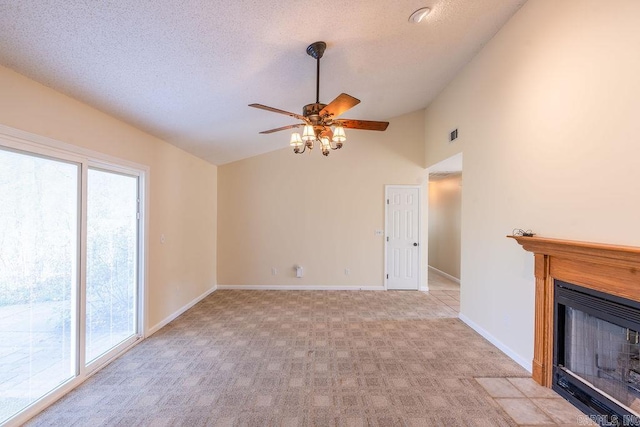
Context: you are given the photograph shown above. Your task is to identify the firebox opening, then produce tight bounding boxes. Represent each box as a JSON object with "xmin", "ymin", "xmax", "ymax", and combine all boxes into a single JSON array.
[{"xmin": 553, "ymin": 280, "xmax": 640, "ymax": 425}]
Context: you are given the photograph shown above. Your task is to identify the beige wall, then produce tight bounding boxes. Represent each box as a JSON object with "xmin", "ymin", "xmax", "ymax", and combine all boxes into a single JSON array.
[
  {"xmin": 428, "ymin": 174, "xmax": 461, "ymax": 279},
  {"xmin": 423, "ymin": 0, "xmax": 640, "ymax": 366},
  {"xmin": 218, "ymin": 110, "xmax": 425, "ymax": 287},
  {"xmin": 0, "ymin": 65, "xmax": 218, "ymax": 330}
]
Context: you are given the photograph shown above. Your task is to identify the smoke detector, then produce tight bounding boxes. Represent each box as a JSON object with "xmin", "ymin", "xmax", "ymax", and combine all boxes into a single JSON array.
[{"xmin": 409, "ymin": 7, "xmax": 431, "ymax": 24}]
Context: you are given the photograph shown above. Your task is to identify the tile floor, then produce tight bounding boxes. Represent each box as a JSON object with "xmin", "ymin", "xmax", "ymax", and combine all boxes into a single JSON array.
[
  {"xmin": 427, "ymin": 270, "xmax": 599, "ymax": 426},
  {"xmin": 427, "ymin": 268, "xmax": 460, "ymax": 291},
  {"xmin": 28, "ymin": 290, "xmax": 530, "ymax": 426},
  {"xmin": 427, "ymin": 269, "xmax": 460, "ymax": 312},
  {"xmin": 21, "ymin": 283, "xmax": 602, "ymax": 426},
  {"xmin": 428, "ymin": 289, "xmax": 460, "ymax": 312},
  {"xmin": 476, "ymin": 377, "xmax": 598, "ymax": 426}
]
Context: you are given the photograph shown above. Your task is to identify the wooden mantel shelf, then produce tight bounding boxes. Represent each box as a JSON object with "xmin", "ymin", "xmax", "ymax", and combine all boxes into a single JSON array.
[
  {"xmin": 508, "ymin": 235, "xmax": 640, "ymax": 267},
  {"xmin": 508, "ymin": 235, "xmax": 640, "ymax": 387}
]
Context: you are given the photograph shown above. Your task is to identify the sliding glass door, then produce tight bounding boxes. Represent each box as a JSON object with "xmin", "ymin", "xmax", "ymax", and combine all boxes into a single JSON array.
[
  {"xmin": 0, "ymin": 148, "xmax": 79, "ymax": 422},
  {"xmin": 86, "ymin": 168, "xmax": 138, "ymax": 364},
  {"xmin": 0, "ymin": 144, "xmax": 144, "ymax": 425}
]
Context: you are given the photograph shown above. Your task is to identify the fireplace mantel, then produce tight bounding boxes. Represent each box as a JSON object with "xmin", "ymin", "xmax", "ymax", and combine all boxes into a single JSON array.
[{"xmin": 508, "ymin": 235, "xmax": 640, "ymax": 386}]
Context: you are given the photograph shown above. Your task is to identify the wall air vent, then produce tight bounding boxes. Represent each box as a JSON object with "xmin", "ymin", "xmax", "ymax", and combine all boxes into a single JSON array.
[{"xmin": 449, "ymin": 128, "xmax": 458, "ymax": 143}]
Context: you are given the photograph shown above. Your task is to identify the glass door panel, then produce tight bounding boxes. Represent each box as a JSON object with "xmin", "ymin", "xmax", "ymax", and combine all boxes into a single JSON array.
[
  {"xmin": 0, "ymin": 148, "xmax": 79, "ymax": 423},
  {"xmin": 85, "ymin": 168, "xmax": 138, "ymax": 364}
]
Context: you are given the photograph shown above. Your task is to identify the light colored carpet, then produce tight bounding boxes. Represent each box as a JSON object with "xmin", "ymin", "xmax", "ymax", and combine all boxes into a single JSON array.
[{"xmin": 26, "ymin": 290, "xmax": 529, "ymax": 426}]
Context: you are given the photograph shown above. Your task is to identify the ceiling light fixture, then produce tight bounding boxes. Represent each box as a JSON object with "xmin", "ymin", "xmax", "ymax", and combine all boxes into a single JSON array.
[
  {"xmin": 285, "ymin": 42, "xmax": 349, "ymax": 157},
  {"xmin": 409, "ymin": 7, "xmax": 431, "ymax": 24},
  {"xmin": 289, "ymin": 122, "xmax": 347, "ymax": 156},
  {"xmin": 249, "ymin": 41, "xmax": 389, "ymax": 157}
]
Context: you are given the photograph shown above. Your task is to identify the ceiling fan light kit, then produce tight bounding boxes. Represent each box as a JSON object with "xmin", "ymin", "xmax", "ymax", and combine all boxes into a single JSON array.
[
  {"xmin": 302, "ymin": 124, "xmax": 316, "ymax": 142},
  {"xmin": 250, "ymin": 41, "xmax": 389, "ymax": 157}
]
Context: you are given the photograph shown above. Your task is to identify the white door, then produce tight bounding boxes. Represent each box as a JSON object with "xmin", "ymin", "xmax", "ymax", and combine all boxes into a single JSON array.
[{"xmin": 385, "ymin": 186, "xmax": 420, "ymax": 290}]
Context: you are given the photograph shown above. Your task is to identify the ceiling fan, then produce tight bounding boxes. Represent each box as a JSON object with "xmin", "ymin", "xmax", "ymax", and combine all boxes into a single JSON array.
[{"xmin": 249, "ymin": 41, "xmax": 389, "ymax": 156}]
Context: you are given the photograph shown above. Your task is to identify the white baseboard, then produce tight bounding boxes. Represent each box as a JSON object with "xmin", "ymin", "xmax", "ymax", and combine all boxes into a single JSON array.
[
  {"xmin": 458, "ymin": 313, "xmax": 532, "ymax": 373},
  {"xmin": 217, "ymin": 284, "xmax": 385, "ymax": 291},
  {"xmin": 147, "ymin": 285, "xmax": 217, "ymax": 336},
  {"xmin": 428, "ymin": 265, "xmax": 460, "ymax": 284}
]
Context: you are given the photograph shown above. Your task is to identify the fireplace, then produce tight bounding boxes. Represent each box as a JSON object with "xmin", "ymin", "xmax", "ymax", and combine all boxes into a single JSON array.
[
  {"xmin": 509, "ymin": 235, "xmax": 640, "ymax": 424},
  {"xmin": 553, "ymin": 279, "xmax": 640, "ymax": 424}
]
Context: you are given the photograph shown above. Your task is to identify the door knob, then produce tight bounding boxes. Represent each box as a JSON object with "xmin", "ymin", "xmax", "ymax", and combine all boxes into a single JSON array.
[{"xmin": 413, "ymin": 242, "xmax": 419, "ymax": 247}]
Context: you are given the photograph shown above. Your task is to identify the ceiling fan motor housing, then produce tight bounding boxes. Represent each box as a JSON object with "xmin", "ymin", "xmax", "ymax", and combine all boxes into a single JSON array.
[{"xmin": 303, "ymin": 103, "xmax": 327, "ymax": 124}]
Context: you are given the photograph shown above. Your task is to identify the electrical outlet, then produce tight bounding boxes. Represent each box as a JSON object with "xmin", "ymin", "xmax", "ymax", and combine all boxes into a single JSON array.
[
  {"xmin": 374, "ymin": 230, "xmax": 384, "ymax": 236},
  {"xmin": 344, "ymin": 268, "xmax": 350, "ymax": 276},
  {"xmin": 271, "ymin": 267, "xmax": 278, "ymax": 276}
]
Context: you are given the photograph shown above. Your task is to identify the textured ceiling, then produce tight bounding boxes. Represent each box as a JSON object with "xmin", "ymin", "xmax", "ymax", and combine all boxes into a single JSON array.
[{"xmin": 0, "ymin": 0, "xmax": 526, "ymax": 165}]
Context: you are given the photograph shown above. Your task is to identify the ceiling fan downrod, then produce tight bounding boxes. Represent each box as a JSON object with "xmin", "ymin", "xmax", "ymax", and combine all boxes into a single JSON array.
[{"xmin": 306, "ymin": 41, "xmax": 326, "ymax": 104}]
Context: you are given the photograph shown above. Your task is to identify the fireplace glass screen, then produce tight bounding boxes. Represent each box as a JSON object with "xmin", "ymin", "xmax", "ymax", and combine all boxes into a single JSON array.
[{"xmin": 564, "ymin": 306, "xmax": 640, "ymax": 416}]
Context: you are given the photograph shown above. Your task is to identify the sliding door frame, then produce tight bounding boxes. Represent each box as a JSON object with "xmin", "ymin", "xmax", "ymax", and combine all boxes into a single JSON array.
[
  {"xmin": 0, "ymin": 124, "xmax": 149, "ymax": 426},
  {"xmin": 83, "ymin": 163, "xmax": 144, "ymax": 376}
]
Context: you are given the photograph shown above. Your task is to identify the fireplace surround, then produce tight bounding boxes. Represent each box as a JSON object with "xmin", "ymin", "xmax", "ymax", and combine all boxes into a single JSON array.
[{"xmin": 510, "ymin": 236, "xmax": 640, "ymax": 422}]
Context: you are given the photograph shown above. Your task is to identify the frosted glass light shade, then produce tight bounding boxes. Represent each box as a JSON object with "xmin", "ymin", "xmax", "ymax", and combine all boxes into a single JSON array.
[
  {"xmin": 289, "ymin": 132, "xmax": 303, "ymax": 147},
  {"xmin": 301, "ymin": 125, "xmax": 316, "ymax": 142},
  {"xmin": 321, "ymin": 139, "xmax": 330, "ymax": 156},
  {"xmin": 332, "ymin": 125, "xmax": 346, "ymax": 143}
]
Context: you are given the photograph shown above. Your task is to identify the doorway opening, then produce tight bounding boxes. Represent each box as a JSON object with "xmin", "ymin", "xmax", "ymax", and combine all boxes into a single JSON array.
[{"xmin": 426, "ymin": 153, "xmax": 462, "ymax": 312}]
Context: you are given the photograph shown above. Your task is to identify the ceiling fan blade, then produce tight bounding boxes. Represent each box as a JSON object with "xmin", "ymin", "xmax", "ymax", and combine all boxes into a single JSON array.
[
  {"xmin": 249, "ymin": 103, "xmax": 307, "ymax": 122},
  {"xmin": 319, "ymin": 93, "xmax": 360, "ymax": 118},
  {"xmin": 338, "ymin": 119, "xmax": 389, "ymax": 131},
  {"xmin": 259, "ymin": 124, "xmax": 302, "ymax": 134}
]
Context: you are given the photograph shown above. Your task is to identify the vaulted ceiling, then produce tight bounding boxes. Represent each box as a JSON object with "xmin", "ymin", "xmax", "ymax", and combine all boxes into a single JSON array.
[{"xmin": 0, "ymin": 0, "xmax": 526, "ymax": 164}]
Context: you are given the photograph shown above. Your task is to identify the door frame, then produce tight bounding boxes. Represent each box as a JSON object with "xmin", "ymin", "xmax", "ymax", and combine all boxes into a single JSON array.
[
  {"xmin": 83, "ymin": 164, "xmax": 145, "ymax": 376},
  {"xmin": 424, "ymin": 152, "xmax": 463, "ymax": 294},
  {"xmin": 384, "ymin": 184, "xmax": 422, "ymax": 291}
]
